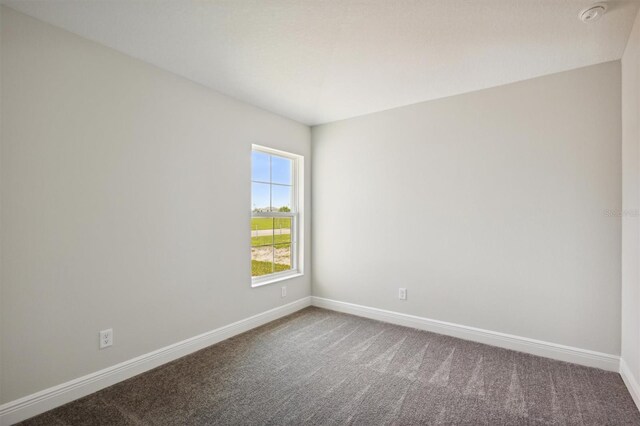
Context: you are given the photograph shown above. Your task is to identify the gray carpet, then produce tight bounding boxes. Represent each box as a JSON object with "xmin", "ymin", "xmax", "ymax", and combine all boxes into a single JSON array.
[{"xmin": 20, "ymin": 307, "xmax": 640, "ymax": 425}]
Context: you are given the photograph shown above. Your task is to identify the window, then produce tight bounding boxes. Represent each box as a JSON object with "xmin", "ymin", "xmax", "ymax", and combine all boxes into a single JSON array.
[{"xmin": 251, "ymin": 145, "xmax": 303, "ymax": 286}]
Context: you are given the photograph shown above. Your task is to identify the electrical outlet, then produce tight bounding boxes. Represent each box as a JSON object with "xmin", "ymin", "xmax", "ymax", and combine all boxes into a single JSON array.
[
  {"xmin": 398, "ymin": 288, "xmax": 407, "ymax": 300},
  {"xmin": 100, "ymin": 329, "xmax": 113, "ymax": 349},
  {"xmin": 281, "ymin": 286, "xmax": 287, "ymax": 298}
]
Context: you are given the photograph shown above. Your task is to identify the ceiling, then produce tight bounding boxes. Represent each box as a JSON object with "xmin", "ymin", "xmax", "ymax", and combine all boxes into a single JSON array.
[{"xmin": 3, "ymin": 0, "xmax": 639, "ymax": 125}]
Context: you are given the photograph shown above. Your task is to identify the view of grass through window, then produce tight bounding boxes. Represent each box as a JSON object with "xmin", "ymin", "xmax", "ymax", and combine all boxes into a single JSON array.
[{"xmin": 251, "ymin": 150, "xmax": 294, "ymax": 277}]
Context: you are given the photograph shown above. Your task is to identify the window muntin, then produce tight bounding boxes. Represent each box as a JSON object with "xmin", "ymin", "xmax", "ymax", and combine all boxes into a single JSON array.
[{"xmin": 251, "ymin": 146, "xmax": 300, "ymax": 284}]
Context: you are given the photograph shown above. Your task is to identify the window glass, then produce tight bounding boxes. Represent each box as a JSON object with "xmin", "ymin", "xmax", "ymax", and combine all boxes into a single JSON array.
[
  {"xmin": 272, "ymin": 185, "xmax": 292, "ymax": 212},
  {"xmin": 251, "ymin": 182, "xmax": 270, "ymax": 212},
  {"xmin": 271, "ymin": 155, "xmax": 292, "ymax": 185},
  {"xmin": 251, "ymin": 151, "xmax": 270, "ymax": 183},
  {"xmin": 251, "ymin": 147, "xmax": 300, "ymax": 282}
]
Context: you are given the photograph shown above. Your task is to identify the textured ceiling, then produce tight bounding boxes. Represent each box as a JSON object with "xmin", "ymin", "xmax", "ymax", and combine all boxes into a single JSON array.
[{"xmin": 3, "ymin": 0, "xmax": 639, "ymax": 125}]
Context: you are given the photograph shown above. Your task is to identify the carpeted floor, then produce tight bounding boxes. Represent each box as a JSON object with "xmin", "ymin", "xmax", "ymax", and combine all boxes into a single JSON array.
[{"xmin": 20, "ymin": 307, "xmax": 640, "ymax": 425}]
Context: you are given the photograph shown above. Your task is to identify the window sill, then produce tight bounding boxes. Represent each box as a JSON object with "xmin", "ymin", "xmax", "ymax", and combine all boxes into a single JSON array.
[{"xmin": 251, "ymin": 271, "xmax": 304, "ymax": 288}]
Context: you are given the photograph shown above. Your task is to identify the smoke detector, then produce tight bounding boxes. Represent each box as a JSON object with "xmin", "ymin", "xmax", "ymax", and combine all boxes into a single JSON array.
[{"xmin": 579, "ymin": 3, "xmax": 607, "ymax": 23}]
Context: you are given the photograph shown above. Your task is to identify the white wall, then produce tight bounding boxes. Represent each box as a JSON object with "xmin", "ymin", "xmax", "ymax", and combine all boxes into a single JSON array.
[
  {"xmin": 0, "ymin": 4, "xmax": 4, "ymax": 407},
  {"xmin": 312, "ymin": 61, "xmax": 622, "ymax": 356},
  {"xmin": 622, "ymin": 8, "xmax": 640, "ymax": 396},
  {"xmin": 0, "ymin": 7, "xmax": 311, "ymax": 404}
]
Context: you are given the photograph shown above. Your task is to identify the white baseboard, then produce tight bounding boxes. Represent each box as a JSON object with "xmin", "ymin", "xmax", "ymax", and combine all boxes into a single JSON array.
[
  {"xmin": 311, "ymin": 296, "xmax": 620, "ymax": 372},
  {"xmin": 620, "ymin": 358, "xmax": 640, "ymax": 412},
  {"xmin": 0, "ymin": 296, "xmax": 311, "ymax": 426}
]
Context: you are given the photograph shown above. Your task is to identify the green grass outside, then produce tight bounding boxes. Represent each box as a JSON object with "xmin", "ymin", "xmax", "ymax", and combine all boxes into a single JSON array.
[
  {"xmin": 251, "ymin": 234, "xmax": 291, "ymax": 246},
  {"xmin": 252, "ymin": 259, "xmax": 291, "ymax": 276},
  {"xmin": 251, "ymin": 217, "xmax": 293, "ymax": 276},
  {"xmin": 251, "ymin": 217, "xmax": 291, "ymax": 231},
  {"xmin": 251, "ymin": 217, "xmax": 291, "ymax": 246}
]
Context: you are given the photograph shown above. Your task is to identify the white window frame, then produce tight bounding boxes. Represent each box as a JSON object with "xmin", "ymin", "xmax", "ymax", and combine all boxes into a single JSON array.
[{"xmin": 251, "ymin": 144, "xmax": 304, "ymax": 287}]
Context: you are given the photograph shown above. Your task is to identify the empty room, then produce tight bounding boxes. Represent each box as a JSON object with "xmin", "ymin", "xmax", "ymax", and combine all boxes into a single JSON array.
[{"xmin": 2, "ymin": 0, "xmax": 640, "ymax": 424}]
